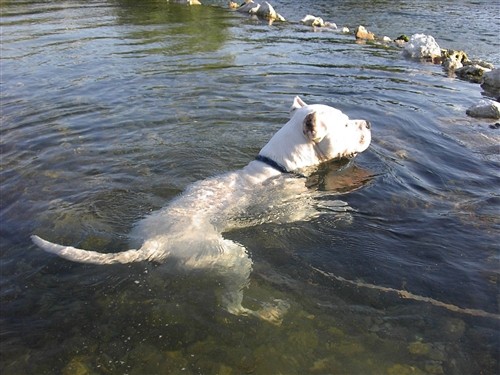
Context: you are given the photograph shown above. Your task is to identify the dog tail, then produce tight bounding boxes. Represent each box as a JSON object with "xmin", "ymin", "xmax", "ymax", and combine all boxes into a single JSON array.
[{"xmin": 31, "ymin": 235, "xmax": 147, "ymax": 265}]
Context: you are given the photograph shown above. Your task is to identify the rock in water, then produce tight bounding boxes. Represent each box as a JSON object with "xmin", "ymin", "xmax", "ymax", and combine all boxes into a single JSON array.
[
  {"xmin": 301, "ymin": 15, "xmax": 325, "ymax": 27},
  {"xmin": 466, "ymin": 100, "xmax": 500, "ymax": 119},
  {"xmin": 442, "ymin": 49, "xmax": 470, "ymax": 73},
  {"xmin": 403, "ymin": 34, "xmax": 441, "ymax": 62},
  {"xmin": 455, "ymin": 64, "xmax": 491, "ymax": 83},
  {"xmin": 236, "ymin": 0, "xmax": 285, "ymax": 21},
  {"xmin": 481, "ymin": 68, "xmax": 500, "ymax": 98},
  {"xmin": 355, "ymin": 25, "xmax": 375, "ymax": 40}
]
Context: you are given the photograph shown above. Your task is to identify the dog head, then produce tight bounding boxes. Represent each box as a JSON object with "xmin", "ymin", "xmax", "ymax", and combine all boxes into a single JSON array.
[
  {"xmin": 259, "ymin": 96, "xmax": 371, "ymax": 172},
  {"xmin": 291, "ymin": 96, "xmax": 371, "ymax": 160}
]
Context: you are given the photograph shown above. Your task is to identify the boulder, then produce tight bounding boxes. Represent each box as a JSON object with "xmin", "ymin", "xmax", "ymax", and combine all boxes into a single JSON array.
[
  {"xmin": 403, "ymin": 34, "xmax": 441, "ymax": 63},
  {"xmin": 355, "ymin": 25, "xmax": 375, "ymax": 40},
  {"xmin": 481, "ymin": 68, "xmax": 500, "ymax": 98},
  {"xmin": 466, "ymin": 100, "xmax": 500, "ymax": 119},
  {"xmin": 236, "ymin": 0, "xmax": 285, "ymax": 21},
  {"xmin": 301, "ymin": 15, "xmax": 337, "ymax": 29},
  {"xmin": 441, "ymin": 49, "xmax": 470, "ymax": 72},
  {"xmin": 301, "ymin": 15, "xmax": 325, "ymax": 27},
  {"xmin": 441, "ymin": 49, "xmax": 469, "ymax": 64},
  {"xmin": 455, "ymin": 64, "xmax": 491, "ymax": 83}
]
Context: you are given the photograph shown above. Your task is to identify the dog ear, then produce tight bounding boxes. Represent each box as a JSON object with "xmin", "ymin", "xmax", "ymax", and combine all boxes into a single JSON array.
[
  {"xmin": 303, "ymin": 111, "xmax": 318, "ymax": 140},
  {"xmin": 290, "ymin": 96, "xmax": 307, "ymax": 113}
]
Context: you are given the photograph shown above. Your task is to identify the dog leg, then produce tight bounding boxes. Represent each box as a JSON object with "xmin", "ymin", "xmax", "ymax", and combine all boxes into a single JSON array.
[{"xmin": 217, "ymin": 239, "xmax": 290, "ymax": 325}]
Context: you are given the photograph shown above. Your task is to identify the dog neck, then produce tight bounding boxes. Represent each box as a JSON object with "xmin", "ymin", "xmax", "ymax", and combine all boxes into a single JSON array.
[{"xmin": 255, "ymin": 154, "xmax": 289, "ymax": 174}]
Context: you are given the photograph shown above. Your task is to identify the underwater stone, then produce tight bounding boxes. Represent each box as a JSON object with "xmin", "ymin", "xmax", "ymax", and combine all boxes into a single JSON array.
[
  {"xmin": 169, "ymin": 0, "xmax": 201, "ymax": 4},
  {"xmin": 408, "ymin": 340, "xmax": 431, "ymax": 355},
  {"xmin": 387, "ymin": 363, "xmax": 426, "ymax": 375},
  {"xmin": 442, "ymin": 317, "xmax": 466, "ymax": 340},
  {"xmin": 62, "ymin": 357, "xmax": 93, "ymax": 375},
  {"xmin": 288, "ymin": 329, "xmax": 319, "ymax": 350},
  {"xmin": 466, "ymin": 100, "xmax": 500, "ymax": 119},
  {"xmin": 425, "ymin": 360, "xmax": 445, "ymax": 374}
]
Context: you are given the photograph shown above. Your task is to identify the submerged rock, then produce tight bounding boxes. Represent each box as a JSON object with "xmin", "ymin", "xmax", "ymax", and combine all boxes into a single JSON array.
[
  {"xmin": 387, "ymin": 364, "xmax": 426, "ymax": 375},
  {"xmin": 170, "ymin": 0, "xmax": 201, "ymax": 4},
  {"xmin": 481, "ymin": 68, "xmax": 500, "ymax": 98},
  {"xmin": 408, "ymin": 340, "xmax": 431, "ymax": 356},
  {"xmin": 62, "ymin": 357, "xmax": 93, "ymax": 375},
  {"xmin": 466, "ymin": 99, "xmax": 500, "ymax": 119},
  {"xmin": 403, "ymin": 34, "xmax": 441, "ymax": 63},
  {"xmin": 355, "ymin": 25, "xmax": 375, "ymax": 40}
]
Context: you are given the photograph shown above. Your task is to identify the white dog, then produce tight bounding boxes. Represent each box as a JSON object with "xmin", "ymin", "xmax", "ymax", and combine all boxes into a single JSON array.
[{"xmin": 32, "ymin": 96, "xmax": 371, "ymax": 324}]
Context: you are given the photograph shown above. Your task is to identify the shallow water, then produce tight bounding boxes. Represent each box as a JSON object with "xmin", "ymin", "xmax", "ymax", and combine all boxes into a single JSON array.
[{"xmin": 1, "ymin": 0, "xmax": 499, "ymax": 374}]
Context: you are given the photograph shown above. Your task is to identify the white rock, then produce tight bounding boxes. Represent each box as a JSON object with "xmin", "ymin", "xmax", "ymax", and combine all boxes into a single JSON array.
[
  {"xmin": 403, "ymin": 34, "xmax": 441, "ymax": 61},
  {"xmin": 466, "ymin": 100, "xmax": 500, "ymax": 119},
  {"xmin": 236, "ymin": 0, "xmax": 285, "ymax": 21},
  {"xmin": 301, "ymin": 15, "xmax": 325, "ymax": 27}
]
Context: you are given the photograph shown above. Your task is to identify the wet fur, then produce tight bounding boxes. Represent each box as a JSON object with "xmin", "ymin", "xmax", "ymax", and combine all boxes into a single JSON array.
[{"xmin": 32, "ymin": 96, "xmax": 371, "ymax": 324}]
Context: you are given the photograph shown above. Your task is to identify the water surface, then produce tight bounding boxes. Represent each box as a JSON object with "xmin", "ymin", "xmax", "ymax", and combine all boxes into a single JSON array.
[{"xmin": 1, "ymin": 0, "xmax": 499, "ymax": 374}]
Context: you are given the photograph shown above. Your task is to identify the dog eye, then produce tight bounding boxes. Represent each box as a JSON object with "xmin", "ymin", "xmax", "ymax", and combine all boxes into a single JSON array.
[{"xmin": 345, "ymin": 124, "xmax": 348, "ymax": 127}]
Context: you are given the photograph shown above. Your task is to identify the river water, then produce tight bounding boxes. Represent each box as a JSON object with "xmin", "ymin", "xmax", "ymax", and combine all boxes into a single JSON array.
[{"xmin": 1, "ymin": 0, "xmax": 499, "ymax": 374}]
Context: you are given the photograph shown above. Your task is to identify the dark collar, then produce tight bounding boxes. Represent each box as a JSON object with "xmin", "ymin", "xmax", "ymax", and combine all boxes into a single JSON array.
[
  {"xmin": 256, "ymin": 155, "xmax": 307, "ymax": 178},
  {"xmin": 255, "ymin": 154, "xmax": 290, "ymax": 174}
]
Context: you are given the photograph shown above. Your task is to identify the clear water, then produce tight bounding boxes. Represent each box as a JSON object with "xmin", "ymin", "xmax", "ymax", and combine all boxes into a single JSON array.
[{"xmin": 1, "ymin": 0, "xmax": 499, "ymax": 374}]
